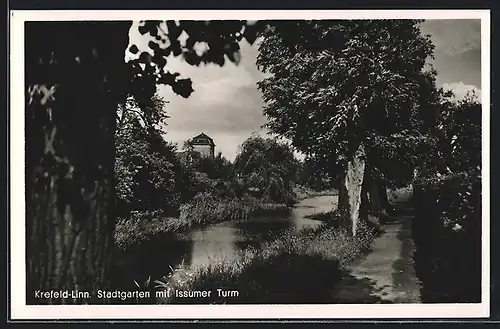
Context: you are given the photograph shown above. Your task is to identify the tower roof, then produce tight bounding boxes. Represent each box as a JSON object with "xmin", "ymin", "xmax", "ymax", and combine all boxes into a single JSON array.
[{"xmin": 190, "ymin": 132, "xmax": 215, "ymax": 146}]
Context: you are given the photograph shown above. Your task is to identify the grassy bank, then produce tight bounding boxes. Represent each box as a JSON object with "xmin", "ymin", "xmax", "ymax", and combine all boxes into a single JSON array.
[
  {"xmin": 306, "ymin": 209, "xmax": 384, "ymax": 235},
  {"xmin": 305, "ymin": 210, "xmax": 340, "ymax": 224},
  {"xmin": 115, "ymin": 194, "xmax": 291, "ymax": 251},
  {"xmin": 293, "ymin": 185, "xmax": 338, "ymax": 201},
  {"xmin": 179, "ymin": 192, "xmax": 291, "ymax": 224},
  {"xmin": 154, "ymin": 219, "xmax": 376, "ymax": 304},
  {"xmin": 114, "ymin": 212, "xmax": 187, "ymax": 251}
]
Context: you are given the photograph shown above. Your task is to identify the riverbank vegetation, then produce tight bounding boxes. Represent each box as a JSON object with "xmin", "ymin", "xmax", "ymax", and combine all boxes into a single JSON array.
[
  {"xmin": 155, "ymin": 219, "xmax": 377, "ymax": 304},
  {"xmin": 293, "ymin": 184, "xmax": 338, "ymax": 201},
  {"xmin": 114, "ymin": 108, "xmax": 332, "ymax": 250},
  {"xmin": 411, "ymin": 93, "xmax": 482, "ymax": 302},
  {"xmin": 179, "ymin": 193, "xmax": 291, "ymax": 225}
]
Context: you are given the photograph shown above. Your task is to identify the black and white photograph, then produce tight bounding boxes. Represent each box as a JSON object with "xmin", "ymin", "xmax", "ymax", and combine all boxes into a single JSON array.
[{"xmin": 10, "ymin": 10, "xmax": 489, "ymax": 320}]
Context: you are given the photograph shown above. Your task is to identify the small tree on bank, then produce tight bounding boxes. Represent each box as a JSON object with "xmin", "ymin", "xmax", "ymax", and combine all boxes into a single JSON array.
[
  {"xmin": 256, "ymin": 20, "xmax": 441, "ymax": 235},
  {"xmin": 115, "ymin": 94, "xmax": 197, "ymax": 216},
  {"xmin": 233, "ymin": 135, "xmax": 299, "ymax": 204}
]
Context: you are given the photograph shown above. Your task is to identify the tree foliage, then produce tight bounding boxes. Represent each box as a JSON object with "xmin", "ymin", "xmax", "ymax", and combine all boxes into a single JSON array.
[
  {"xmin": 296, "ymin": 157, "xmax": 335, "ymax": 191},
  {"xmin": 233, "ymin": 134, "xmax": 299, "ymax": 203},
  {"xmin": 126, "ymin": 20, "xmax": 264, "ymax": 104},
  {"xmin": 411, "ymin": 92, "xmax": 482, "ymax": 303},
  {"xmin": 438, "ymin": 91, "xmax": 482, "ymax": 173},
  {"xmin": 115, "ymin": 94, "xmax": 196, "ymax": 216},
  {"xmin": 179, "ymin": 146, "xmax": 233, "ymax": 180},
  {"xmin": 256, "ymin": 20, "xmax": 441, "ymax": 187},
  {"xmin": 115, "ymin": 20, "xmax": 267, "ymax": 213}
]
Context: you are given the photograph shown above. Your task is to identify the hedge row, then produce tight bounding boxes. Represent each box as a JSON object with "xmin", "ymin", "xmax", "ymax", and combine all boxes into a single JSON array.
[{"xmin": 412, "ymin": 171, "xmax": 481, "ymax": 303}]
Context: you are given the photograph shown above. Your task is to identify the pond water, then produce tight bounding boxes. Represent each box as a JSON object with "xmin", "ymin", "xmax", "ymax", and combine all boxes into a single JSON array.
[{"xmin": 113, "ymin": 195, "xmax": 337, "ymax": 299}]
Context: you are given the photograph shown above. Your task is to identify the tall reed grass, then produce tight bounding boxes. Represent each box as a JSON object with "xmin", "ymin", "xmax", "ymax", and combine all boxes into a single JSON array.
[
  {"xmin": 115, "ymin": 193, "xmax": 291, "ymax": 251},
  {"xmin": 178, "ymin": 192, "xmax": 291, "ymax": 225},
  {"xmin": 114, "ymin": 211, "xmax": 190, "ymax": 251},
  {"xmin": 293, "ymin": 185, "xmax": 338, "ymax": 202}
]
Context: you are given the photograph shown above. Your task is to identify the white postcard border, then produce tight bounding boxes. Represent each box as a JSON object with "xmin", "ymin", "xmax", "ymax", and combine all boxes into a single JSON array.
[{"xmin": 9, "ymin": 9, "xmax": 491, "ymax": 320}]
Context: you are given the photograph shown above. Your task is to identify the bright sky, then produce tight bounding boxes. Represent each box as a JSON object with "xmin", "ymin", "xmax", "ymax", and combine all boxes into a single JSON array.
[{"xmin": 127, "ymin": 19, "xmax": 482, "ymax": 161}]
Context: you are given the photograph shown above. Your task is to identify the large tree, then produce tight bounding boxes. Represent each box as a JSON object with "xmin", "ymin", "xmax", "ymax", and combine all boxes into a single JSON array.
[
  {"xmin": 115, "ymin": 94, "xmax": 196, "ymax": 217},
  {"xmin": 232, "ymin": 135, "xmax": 299, "ymax": 204},
  {"xmin": 256, "ymin": 20, "xmax": 441, "ymax": 235},
  {"xmin": 25, "ymin": 20, "xmax": 263, "ymax": 304},
  {"xmin": 437, "ymin": 91, "xmax": 482, "ymax": 174},
  {"xmin": 296, "ymin": 157, "xmax": 335, "ymax": 191}
]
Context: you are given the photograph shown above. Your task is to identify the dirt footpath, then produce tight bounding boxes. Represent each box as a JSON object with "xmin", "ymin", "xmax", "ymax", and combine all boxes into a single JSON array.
[{"xmin": 331, "ymin": 191, "xmax": 421, "ymax": 304}]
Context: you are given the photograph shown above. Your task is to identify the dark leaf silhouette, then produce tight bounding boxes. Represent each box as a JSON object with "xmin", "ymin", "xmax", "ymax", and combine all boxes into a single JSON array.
[
  {"xmin": 138, "ymin": 24, "xmax": 149, "ymax": 35},
  {"xmin": 244, "ymin": 24, "xmax": 258, "ymax": 45},
  {"xmin": 138, "ymin": 52, "xmax": 153, "ymax": 65},
  {"xmin": 184, "ymin": 51, "xmax": 202, "ymax": 66},
  {"xmin": 148, "ymin": 40, "xmax": 160, "ymax": 51},
  {"xmin": 129, "ymin": 44, "xmax": 139, "ymax": 54},
  {"xmin": 129, "ymin": 20, "xmax": 264, "ymax": 101},
  {"xmin": 171, "ymin": 78, "xmax": 194, "ymax": 98}
]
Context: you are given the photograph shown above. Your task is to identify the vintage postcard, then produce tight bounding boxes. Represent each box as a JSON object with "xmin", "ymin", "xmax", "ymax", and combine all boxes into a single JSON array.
[{"xmin": 9, "ymin": 9, "xmax": 490, "ymax": 320}]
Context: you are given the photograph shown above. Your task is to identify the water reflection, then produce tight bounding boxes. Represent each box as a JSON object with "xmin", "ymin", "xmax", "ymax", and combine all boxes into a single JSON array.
[
  {"xmin": 186, "ymin": 195, "xmax": 336, "ymax": 266},
  {"xmin": 233, "ymin": 217, "xmax": 292, "ymax": 240},
  {"xmin": 189, "ymin": 225, "xmax": 237, "ymax": 267},
  {"xmin": 115, "ymin": 195, "xmax": 337, "ymax": 302}
]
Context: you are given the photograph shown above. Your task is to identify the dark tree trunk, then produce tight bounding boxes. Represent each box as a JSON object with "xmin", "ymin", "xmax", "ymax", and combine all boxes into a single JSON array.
[
  {"xmin": 378, "ymin": 182, "xmax": 390, "ymax": 211},
  {"xmin": 359, "ymin": 172, "xmax": 370, "ymax": 223},
  {"xmin": 337, "ymin": 173, "xmax": 350, "ymax": 228},
  {"xmin": 368, "ymin": 180, "xmax": 390, "ymax": 214},
  {"xmin": 25, "ymin": 21, "xmax": 131, "ymax": 304}
]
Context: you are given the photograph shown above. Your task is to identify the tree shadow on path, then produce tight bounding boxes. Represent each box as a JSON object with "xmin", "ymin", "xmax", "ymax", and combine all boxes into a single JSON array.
[
  {"xmin": 330, "ymin": 271, "xmax": 394, "ymax": 304},
  {"xmin": 330, "ymin": 192, "xmax": 421, "ymax": 304}
]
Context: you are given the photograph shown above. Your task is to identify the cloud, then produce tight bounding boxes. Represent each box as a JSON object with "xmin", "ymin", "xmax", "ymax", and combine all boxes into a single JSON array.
[
  {"xmin": 431, "ymin": 49, "xmax": 481, "ymax": 88},
  {"xmin": 420, "ymin": 19, "xmax": 481, "ymax": 57},
  {"xmin": 126, "ymin": 22, "xmax": 270, "ymax": 161},
  {"xmin": 441, "ymin": 81, "xmax": 482, "ymax": 102},
  {"xmin": 156, "ymin": 44, "xmax": 269, "ymax": 159}
]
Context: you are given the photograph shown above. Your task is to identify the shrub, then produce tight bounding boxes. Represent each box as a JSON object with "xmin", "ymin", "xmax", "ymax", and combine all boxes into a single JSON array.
[
  {"xmin": 114, "ymin": 211, "xmax": 190, "ymax": 251},
  {"xmin": 293, "ymin": 184, "xmax": 338, "ymax": 202},
  {"xmin": 412, "ymin": 170, "xmax": 481, "ymax": 303},
  {"xmin": 115, "ymin": 114, "xmax": 197, "ymax": 217},
  {"xmin": 179, "ymin": 192, "xmax": 291, "ymax": 225},
  {"xmin": 114, "ymin": 189, "xmax": 292, "ymax": 252},
  {"xmin": 232, "ymin": 135, "xmax": 299, "ymax": 204}
]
